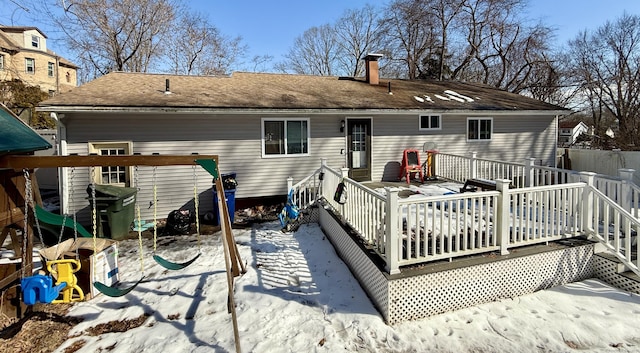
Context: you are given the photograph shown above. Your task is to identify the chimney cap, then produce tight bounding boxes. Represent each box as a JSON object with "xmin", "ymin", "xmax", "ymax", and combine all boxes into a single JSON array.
[{"xmin": 364, "ymin": 53, "xmax": 384, "ymax": 61}]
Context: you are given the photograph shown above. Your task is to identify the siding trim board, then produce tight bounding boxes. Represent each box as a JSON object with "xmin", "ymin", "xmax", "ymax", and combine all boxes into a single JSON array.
[{"xmin": 39, "ymin": 106, "xmax": 568, "ymax": 117}]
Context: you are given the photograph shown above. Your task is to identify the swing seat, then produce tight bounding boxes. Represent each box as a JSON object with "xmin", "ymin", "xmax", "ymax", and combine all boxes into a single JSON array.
[
  {"xmin": 94, "ymin": 276, "xmax": 145, "ymax": 297},
  {"xmin": 153, "ymin": 253, "xmax": 201, "ymax": 271},
  {"xmin": 21, "ymin": 274, "xmax": 67, "ymax": 305},
  {"xmin": 35, "ymin": 204, "xmax": 92, "ymax": 238},
  {"xmin": 47, "ymin": 259, "xmax": 85, "ymax": 303}
]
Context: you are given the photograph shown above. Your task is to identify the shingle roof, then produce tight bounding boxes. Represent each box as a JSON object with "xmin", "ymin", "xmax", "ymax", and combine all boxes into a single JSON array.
[
  {"xmin": 39, "ymin": 71, "xmax": 567, "ymax": 112},
  {"xmin": 0, "ymin": 30, "xmax": 19, "ymax": 51},
  {"xmin": 0, "ymin": 26, "xmax": 47, "ymax": 38},
  {"xmin": 558, "ymin": 121, "xmax": 585, "ymax": 129},
  {"xmin": 0, "ymin": 104, "xmax": 52, "ymax": 155}
]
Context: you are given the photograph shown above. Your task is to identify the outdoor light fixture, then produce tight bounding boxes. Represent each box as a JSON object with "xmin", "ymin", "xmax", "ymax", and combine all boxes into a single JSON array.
[{"xmin": 340, "ymin": 120, "xmax": 345, "ymax": 132}]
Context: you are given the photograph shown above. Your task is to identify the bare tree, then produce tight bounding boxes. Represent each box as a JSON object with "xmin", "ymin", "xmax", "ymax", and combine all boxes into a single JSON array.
[
  {"xmin": 380, "ymin": 0, "xmax": 439, "ymax": 79},
  {"xmin": 278, "ymin": 24, "xmax": 338, "ymax": 75},
  {"xmin": 429, "ymin": 0, "xmax": 465, "ymax": 80},
  {"xmin": 568, "ymin": 13, "xmax": 640, "ymax": 147},
  {"xmin": 164, "ymin": 11, "xmax": 246, "ymax": 76},
  {"xmin": 164, "ymin": 11, "xmax": 211, "ymax": 75},
  {"xmin": 53, "ymin": 0, "xmax": 178, "ymax": 77},
  {"xmin": 334, "ymin": 4, "xmax": 383, "ymax": 77}
]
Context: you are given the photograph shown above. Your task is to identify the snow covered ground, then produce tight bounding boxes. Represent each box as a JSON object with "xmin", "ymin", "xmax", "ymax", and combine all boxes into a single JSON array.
[{"xmin": 53, "ymin": 221, "xmax": 640, "ymax": 353}]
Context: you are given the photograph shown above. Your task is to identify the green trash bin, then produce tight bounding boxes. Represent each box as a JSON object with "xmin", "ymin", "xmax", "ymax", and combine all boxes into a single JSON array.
[{"xmin": 86, "ymin": 184, "xmax": 137, "ymax": 240}]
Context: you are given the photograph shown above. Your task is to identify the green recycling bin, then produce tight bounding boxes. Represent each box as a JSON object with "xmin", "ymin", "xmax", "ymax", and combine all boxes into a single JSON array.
[{"xmin": 86, "ymin": 184, "xmax": 137, "ymax": 240}]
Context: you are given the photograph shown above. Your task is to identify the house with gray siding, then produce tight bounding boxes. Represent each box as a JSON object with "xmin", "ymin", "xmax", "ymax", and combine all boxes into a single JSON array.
[{"xmin": 38, "ymin": 55, "xmax": 567, "ymax": 223}]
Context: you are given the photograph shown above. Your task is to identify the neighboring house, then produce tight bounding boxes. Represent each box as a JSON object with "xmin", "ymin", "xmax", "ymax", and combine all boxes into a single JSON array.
[
  {"xmin": 0, "ymin": 26, "xmax": 77, "ymax": 95},
  {"xmin": 558, "ymin": 120, "xmax": 588, "ymax": 147},
  {"xmin": 38, "ymin": 55, "xmax": 568, "ymax": 223}
]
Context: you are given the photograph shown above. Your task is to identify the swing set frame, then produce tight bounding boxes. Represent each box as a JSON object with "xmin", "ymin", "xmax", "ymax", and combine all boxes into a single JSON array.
[{"xmin": 0, "ymin": 154, "xmax": 246, "ymax": 351}]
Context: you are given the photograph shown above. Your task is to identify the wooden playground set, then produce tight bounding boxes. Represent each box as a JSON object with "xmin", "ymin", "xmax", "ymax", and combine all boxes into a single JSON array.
[{"xmin": 0, "ymin": 153, "xmax": 247, "ymax": 352}]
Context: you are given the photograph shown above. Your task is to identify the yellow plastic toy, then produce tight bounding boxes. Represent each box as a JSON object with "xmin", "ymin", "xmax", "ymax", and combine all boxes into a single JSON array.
[{"xmin": 47, "ymin": 259, "xmax": 85, "ymax": 303}]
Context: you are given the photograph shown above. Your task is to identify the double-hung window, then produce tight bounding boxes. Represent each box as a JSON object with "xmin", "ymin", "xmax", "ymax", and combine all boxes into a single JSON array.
[
  {"xmin": 48, "ymin": 62, "xmax": 55, "ymax": 77},
  {"xmin": 262, "ymin": 118, "xmax": 310, "ymax": 157},
  {"xmin": 419, "ymin": 114, "xmax": 441, "ymax": 130},
  {"xmin": 0, "ymin": 54, "xmax": 4, "ymax": 70},
  {"xmin": 25, "ymin": 58, "xmax": 35, "ymax": 74},
  {"xmin": 31, "ymin": 35, "xmax": 40, "ymax": 48},
  {"xmin": 467, "ymin": 117, "xmax": 492, "ymax": 141}
]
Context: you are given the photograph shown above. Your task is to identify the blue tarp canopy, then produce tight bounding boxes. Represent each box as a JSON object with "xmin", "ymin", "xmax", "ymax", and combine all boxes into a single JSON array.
[{"xmin": 0, "ymin": 104, "xmax": 52, "ymax": 155}]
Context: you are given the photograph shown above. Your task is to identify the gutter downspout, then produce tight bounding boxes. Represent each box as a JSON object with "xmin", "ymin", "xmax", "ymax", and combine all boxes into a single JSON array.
[
  {"xmin": 55, "ymin": 55, "xmax": 60, "ymax": 94},
  {"xmin": 50, "ymin": 112, "xmax": 68, "ymax": 214}
]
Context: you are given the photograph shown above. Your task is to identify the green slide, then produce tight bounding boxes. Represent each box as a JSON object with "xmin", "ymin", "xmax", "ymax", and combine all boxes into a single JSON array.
[{"xmin": 34, "ymin": 204, "xmax": 92, "ymax": 239}]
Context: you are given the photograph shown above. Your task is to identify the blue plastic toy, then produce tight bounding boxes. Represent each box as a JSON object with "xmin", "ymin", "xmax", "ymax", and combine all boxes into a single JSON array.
[
  {"xmin": 279, "ymin": 190, "xmax": 300, "ymax": 228},
  {"xmin": 21, "ymin": 274, "xmax": 67, "ymax": 305}
]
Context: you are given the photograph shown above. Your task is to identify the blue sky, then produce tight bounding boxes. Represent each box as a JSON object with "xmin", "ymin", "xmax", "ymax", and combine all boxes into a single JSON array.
[
  {"xmin": 199, "ymin": 0, "xmax": 640, "ymax": 61},
  {"xmin": 1, "ymin": 0, "xmax": 639, "ymax": 69}
]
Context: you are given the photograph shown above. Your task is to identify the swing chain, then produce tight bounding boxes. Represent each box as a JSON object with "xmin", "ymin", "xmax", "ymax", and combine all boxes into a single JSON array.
[
  {"xmin": 135, "ymin": 165, "xmax": 144, "ymax": 274},
  {"xmin": 193, "ymin": 165, "xmax": 200, "ymax": 244},
  {"xmin": 21, "ymin": 169, "xmax": 30, "ymax": 278},
  {"xmin": 24, "ymin": 169, "xmax": 47, "ymax": 252},
  {"xmin": 90, "ymin": 167, "xmax": 98, "ymax": 267},
  {"xmin": 55, "ymin": 168, "xmax": 73, "ymax": 253},
  {"xmin": 152, "ymin": 166, "xmax": 157, "ymax": 253},
  {"xmin": 70, "ymin": 167, "xmax": 79, "ymax": 259}
]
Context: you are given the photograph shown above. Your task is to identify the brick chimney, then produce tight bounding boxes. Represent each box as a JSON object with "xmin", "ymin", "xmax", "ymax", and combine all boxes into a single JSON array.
[{"xmin": 364, "ymin": 53, "xmax": 383, "ymax": 85}]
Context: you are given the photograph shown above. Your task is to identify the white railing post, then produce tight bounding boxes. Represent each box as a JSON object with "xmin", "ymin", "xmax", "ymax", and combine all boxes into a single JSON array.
[
  {"xmin": 495, "ymin": 179, "xmax": 511, "ymax": 255},
  {"xmin": 525, "ymin": 158, "xmax": 536, "ymax": 187},
  {"xmin": 287, "ymin": 176, "xmax": 293, "ymax": 191},
  {"xmin": 469, "ymin": 152, "xmax": 477, "ymax": 180},
  {"xmin": 385, "ymin": 187, "xmax": 400, "ymax": 275},
  {"xmin": 319, "ymin": 158, "xmax": 327, "ymax": 201},
  {"xmin": 619, "ymin": 168, "xmax": 635, "ymax": 214},
  {"xmin": 580, "ymin": 172, "xmax": 596, "ymax": 234},
  {"xmin": 340, "ymin": 167, "xmax": 349, "ymax": 178}
]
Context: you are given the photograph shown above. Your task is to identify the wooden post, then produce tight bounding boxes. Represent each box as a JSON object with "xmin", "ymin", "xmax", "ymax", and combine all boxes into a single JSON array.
[
  {"xmin": 495, "ymin": 179, "xmax": 512, "ymax": 255},
  {"xmin": 385, "ymin": 187, "xmax": 400, "ymax": 274}
]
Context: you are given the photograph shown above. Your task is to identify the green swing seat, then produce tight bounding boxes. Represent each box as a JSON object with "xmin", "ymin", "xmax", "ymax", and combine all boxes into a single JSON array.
[
  {"xmin": 153, "ymin": 253, "xmax": 201, "ymax": 271},
  {"xmin": 94, "ymin": 277, "xmax": 145, "ymax": 297}
]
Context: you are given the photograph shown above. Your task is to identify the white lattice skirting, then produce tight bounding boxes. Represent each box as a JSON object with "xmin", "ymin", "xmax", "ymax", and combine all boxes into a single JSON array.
[{"xmin": 318, "ymin": 206, "xmax": 608, "ymax": 325}]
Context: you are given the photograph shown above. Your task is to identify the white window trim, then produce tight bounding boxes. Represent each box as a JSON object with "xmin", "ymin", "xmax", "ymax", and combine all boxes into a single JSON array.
[
  {"xmin": 88, "ymin": 141, "xmax": 134, "ymax": 186},
  {"xmin": 48, "ymin": 62, "xmax": 55, "ymax": 77},
  {"xmin": 31, "ymin": 35, "xmax": 40, "ymax": 48},
  {"xmin": 25, "ymin": 58, "xmax": 35, "ymax": 74},
  {"xmin": 418, "ymin": 114, "xmax": 442, "ymax": 131},
  {"xmin": 466, "ymin": 117, "xmax": 493, "ymax": 142},
  {"xmin": 0, "ymin": 54, "xmax": 4, "ymax": 70},
  {"xmin": 261, "ymin": 117, "xmax": 311, "ymax": 158}
]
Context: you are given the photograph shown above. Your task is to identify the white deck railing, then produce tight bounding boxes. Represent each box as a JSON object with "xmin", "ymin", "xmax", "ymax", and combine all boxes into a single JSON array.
[
  {"xmin": 582, "ymin": 173, "xmax": 640, "ymax": 273},
  {"xmin": 320, "ymin": 163, "xmax": 387, "ymax": 248},
  {"xmin": 287, "ymin": 168, "xmax": 323, "ymax": 210},
  {"xmin": 288, "ymin": 158, "xmax": 640, "ymax": 276},
  {"xmin": 436, "ymin": 152, "xmax": 638, "ymax": 215}
]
